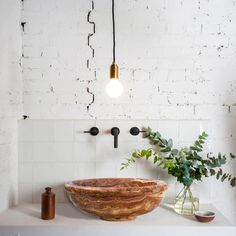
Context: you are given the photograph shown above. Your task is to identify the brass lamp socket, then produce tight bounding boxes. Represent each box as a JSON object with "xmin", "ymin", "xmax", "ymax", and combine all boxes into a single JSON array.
[{"xmin": 110, "ymin": 63, "xmax": 119, "ymax": 79}]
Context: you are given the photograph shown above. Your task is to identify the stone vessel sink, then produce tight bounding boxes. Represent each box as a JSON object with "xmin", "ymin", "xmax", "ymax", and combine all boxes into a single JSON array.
[{"xmin": 64, "ymin": 178, "xmax": 168, "ymax": 221}]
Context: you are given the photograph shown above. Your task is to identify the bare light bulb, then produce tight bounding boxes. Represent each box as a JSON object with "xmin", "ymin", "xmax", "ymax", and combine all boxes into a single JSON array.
[
  {"xmin": 106, "ymin": 79, "xmax": 123, "ymax": 98},
  {"xmin": 106, "ymin": 63, "xmax": 123, "ymax": 98}
]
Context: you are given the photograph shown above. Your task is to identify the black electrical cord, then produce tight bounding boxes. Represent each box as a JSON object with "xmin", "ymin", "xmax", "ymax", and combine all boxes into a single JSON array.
[{"xmin": 112, "ymin": 0, "xmax": 116, "ymax": 63}]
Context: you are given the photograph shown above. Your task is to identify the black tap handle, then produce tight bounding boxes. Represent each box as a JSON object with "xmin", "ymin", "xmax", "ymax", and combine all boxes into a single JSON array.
[
  {"xmin": 111, "ymin": 127, "xmax": 120, "ymax": 148},
  {"xmin": 130, "ymin": 127, "xmax": 145, "ymax": 136},
  {"xmin": 84, "ymin": 127, "xmax": 99, "ymax": 136}
]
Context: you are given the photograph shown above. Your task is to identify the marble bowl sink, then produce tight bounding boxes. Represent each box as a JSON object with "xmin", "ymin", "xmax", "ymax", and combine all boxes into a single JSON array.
[{"xmin": 64, "ymin": 178, "xmax": 168, "ymax": 221}]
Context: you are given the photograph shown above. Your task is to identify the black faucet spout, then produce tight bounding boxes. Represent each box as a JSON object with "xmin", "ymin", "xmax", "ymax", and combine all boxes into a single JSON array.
[{"xmin": 111, "ymin": 127, "xmax": 120, "ymax": 148}]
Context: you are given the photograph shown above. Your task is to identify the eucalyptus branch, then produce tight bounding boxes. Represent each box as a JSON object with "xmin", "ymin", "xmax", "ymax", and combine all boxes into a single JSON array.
[{"xmin": 121, "ymin": 127, "xmax": 236, "ymax": 187}]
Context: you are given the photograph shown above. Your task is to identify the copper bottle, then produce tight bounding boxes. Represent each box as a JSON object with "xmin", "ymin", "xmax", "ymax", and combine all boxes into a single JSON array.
[{"xmin": 41, "ymin": 187, "xmax": 55, "ymax": 220}]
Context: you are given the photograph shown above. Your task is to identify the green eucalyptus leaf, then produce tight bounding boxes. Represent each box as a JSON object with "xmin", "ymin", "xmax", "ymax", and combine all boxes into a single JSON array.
[
  {"xmin": 216, "ymin": 169, "xmax": 222, "ymax": 179},
  {"xmin": 141, "ymin": 150, "xmax": 147, "ymax": 157},
  {"xmin": 154, "ymin": 156, "xmax": 158, "ymax": 164},
  {"xmin": 144, "ymin": 127, "xmax": 152, "ymax": 137},
  {"xmin": 160, "ymin": 147, "xmax": 171, "ymax": 153},
  {"xmin": 199, "ymin": 139, "xmax": 205, "ymax": 144},
  {"xmin": 146, "ymin": 149, "xmax": 152, "ymax": 157},
  {"xmin": 132, "ymin": 152, "xmax": 139, "ymax": 158},
  {"xmin": 221, "ymin": 173, "xmax": 227, "ymax": 182},
  {"xmin": 168, "ymin": 139, "xmax": 173, "ymax": 148},
  {"xmin": 161, "ymin": 139, "xmax": 168, "ymax": 146},
  {"xmin": 219, "ymin": 168, "xmax": 223, "ymax": 175},
  {"xmin": 154, "ymin": 131, "xmax": 161, "ymax": 139},
  {"xmin": 190, "ymin": 146, "xmax": 202, "ymax": 152},
  {"xmin": 195, "ymin": 141, "xmax": 203, "ymax": 148},
  {"xmin": 171, "ymin": 149, "xmax": 178, "ymax": 156},
  {"xmin": 230, "ymin": 177, "xmax": 236, "ymax": 187},
  {"xmin": 210, "ymin": 169, "xmax": 215, "ymax": 176},
  {"xmin": 159, "ymin": 143, "xmax": 166, "ymax": 148},
  {"xmin": 230, "ymin": 153, "xmax": 236, "ymax": 159}
]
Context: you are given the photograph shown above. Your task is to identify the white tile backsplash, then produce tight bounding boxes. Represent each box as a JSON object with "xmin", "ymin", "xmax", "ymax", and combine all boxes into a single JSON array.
[
  {"xmin": 75, "ymin": 163, "xmax": 96, "ymax": 179},
  {"xmin": 33, "ymin": 163, "xmax": 76, "ymax": 183},
  {"xmin": 18, "ymin": 120, "xmax": 34, "ymax": 142},
  {"xmin": 32, "ymin": 120, "xmax": 54, "ymax": 142},
  {"xmin": 33, "ymin": 142, "xmax": 54, "ymax": 162},
  {"xmin": 18, "ymin": 119, "xmax": 214, "ymax": 204},
  {"xmin": 19, "ymin": 163, "xmax": 33, "ymax": 183},
  {"xmin": 74, "ymin": 141, "xmax": 95, "ymax": 162},
  {"xmin": 18, "ymin": 184, "xmax": 33, "ymax": 204},
  {"xmin": 95, "ymin": 141, "xmax": 120, "ymax": 162},
  {"xmin": 117, "ymin": 164, "xmax": 137, "ymax": 178},
  {"xmin": 54, "ymin": 120, "xmax": 74, "ymax": 142},
  {"xmin": 18, "ymin": 142, "xmax": 33, "ymax": 163},
  {"xmin": 95, "ymin": 161, "xmax": 118, "ymax": 178},
  {"xmin": 136, "ymin": 159, "xmax": 159, "ymax": 179},
  {"xmin": 54, "ymin": 142, "xmax": 74, "ymax": 162}
]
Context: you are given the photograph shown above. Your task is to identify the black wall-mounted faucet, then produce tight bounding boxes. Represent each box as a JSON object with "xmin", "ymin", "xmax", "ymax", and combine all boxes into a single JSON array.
[
  {"xmin": 130, "ymin": 127, "xmax": 145, "ymax": 136},
  {"xmin": 111, "ymin": 127, "xmax": 120, "ymax": 148},
  {"xmin": 84, "ymin": 127, "xmax": 99, "ymax": 136}
]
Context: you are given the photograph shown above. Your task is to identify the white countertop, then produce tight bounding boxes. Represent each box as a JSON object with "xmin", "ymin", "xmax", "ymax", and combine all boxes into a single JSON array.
[{"xmin": 0, "ymin": 203, "xmax": 235, "ymax": 236}]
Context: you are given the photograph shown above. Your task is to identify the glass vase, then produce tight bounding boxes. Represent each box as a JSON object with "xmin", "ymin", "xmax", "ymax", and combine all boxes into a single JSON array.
[{"xmin": 174, "ymin": 184, "xmax": 199, "ymax": 215}]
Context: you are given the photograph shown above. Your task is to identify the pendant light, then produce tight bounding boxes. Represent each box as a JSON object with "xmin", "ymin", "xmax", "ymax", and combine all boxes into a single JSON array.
[{"xmin": 106, "ymin": 0, "xmax": 123, "ymax": 98}]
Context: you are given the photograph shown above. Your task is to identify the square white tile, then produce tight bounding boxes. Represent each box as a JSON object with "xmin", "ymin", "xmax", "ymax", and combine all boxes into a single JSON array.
[
  {"xmin": 18, "ymin": 183, "xmax": 33, "ymax": 204},
  {"xmin": 19, "ymin": 163, "xmax": 33, "ymax": 183},
  {"xmin": 33, "ymin": 120, "xmax": 54, "ymax": 142},
  {"xmin": 74, "ymin": 141, "xmax": 95, "ymax": 162},
  {"xmin": 33, "ymin": 142, "xmax": 54, "ymax": 162},
  {"xmin": 95, "ymin": 141, "xmax": 120, "ymax": 162},
  {"xmin": 18, "ymin": 120, "xmax": 34, "ymax": 142},
  {"xmin": 95, "ymin": 161, "xmax": 118, "ymax": 178},
  {"xmin": 75, "ymin": 163, "xmax": 96, "ymax": 179},
  {"xmin": 53, "ymin": 142, "xmax": 74, "ymax": 162},
  {"xmin": 54, "ymin": 120, "xmax": 74, "ymax": 141},
  {"xmin": 18, "ymin": 142, "xmax": 33, "ymax": 163}
]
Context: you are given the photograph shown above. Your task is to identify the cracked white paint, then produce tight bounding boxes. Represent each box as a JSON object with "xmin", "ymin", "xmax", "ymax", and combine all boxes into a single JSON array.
[{"xmin": 86, "ymin": 0, "xmax": 96, "ymax": 117}]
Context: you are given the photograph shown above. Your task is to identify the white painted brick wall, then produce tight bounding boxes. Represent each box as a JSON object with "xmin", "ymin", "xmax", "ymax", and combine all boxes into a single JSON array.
[
  {"xmin": 21, "ymin": 0, "xmax": 236, "ymax": 120},
  {"xmin": 0, "ymin": 0, "xmax": 22, "ymax": 212}
]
